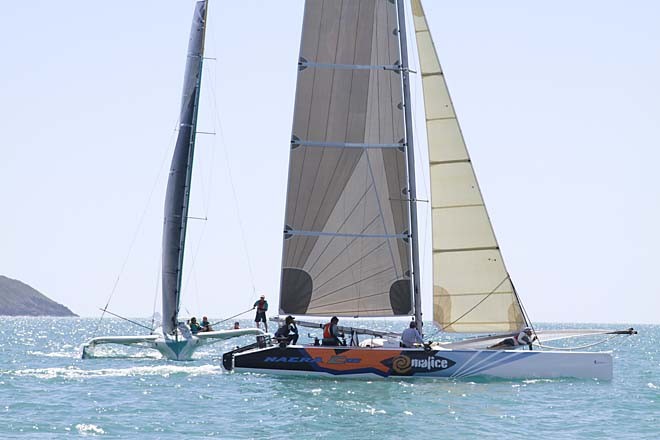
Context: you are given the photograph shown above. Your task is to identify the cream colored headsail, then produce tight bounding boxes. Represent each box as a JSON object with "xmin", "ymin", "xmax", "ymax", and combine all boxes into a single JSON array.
[{"xmin": 411, "ymin": 0, "xmax": 525, "ymax": 333}]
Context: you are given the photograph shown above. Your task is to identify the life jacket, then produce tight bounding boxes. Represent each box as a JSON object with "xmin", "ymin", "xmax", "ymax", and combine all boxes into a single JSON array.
[
  {"xmin": 256, "ymin": 300, "xmax": 266, "ymax": 312},
  {"xmin": 323, "ymin": 323, "xmax": 333, "ymax": 339}
]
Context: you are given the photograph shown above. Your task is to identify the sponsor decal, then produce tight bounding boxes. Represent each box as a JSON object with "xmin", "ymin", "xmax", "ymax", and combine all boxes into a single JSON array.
[
  {"xmin": 264, "ymin": 356, "xmax": 322, "ymax": 363},
  {"xmin": 392, "ymin": 354, "xmax": 456, "ymax": 374},
  {"xmin": 392, "ymin": 355, "xmax": 412, "ymax": 373},
  {"xmin": 327, "ymin": 355, "xmax": 361, "ymax": 364}
]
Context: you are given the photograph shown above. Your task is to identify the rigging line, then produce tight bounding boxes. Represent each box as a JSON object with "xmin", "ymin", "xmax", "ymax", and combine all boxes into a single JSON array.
[
  {"xmin": 150, "ymin": 250, "xmax": 162, "ymax": 330},
  {"xmin": 180, "ymin": 62, "xmax": 223, "ymax": 308},
  {"xmin": 205, "ymin": 63, "xmax": 257, "ymax": 296},
  {"xmin": 98, "ymin": 308, "xmax": 154, "ymax": 332},
  {"xmin": 511, "ymin": 279, "xmax": 537, "ymax": 339},
  {"xmin": 93, "ymin": 117, "xmax": 180, "ymax": 336},
  {"xmin": 208, "ymin": 307, "xmax": 254, "ymax": 328},
  {"xmin": 406, "ymin": 1, "xmax": 432, "ymax": 294},
  {"xmin": 534, "ymin": 333, "xmax": 622, "ymax": 351},
  {"xmin": 441, "ymin": 275, "xmax": 510, "ymax": 331}
]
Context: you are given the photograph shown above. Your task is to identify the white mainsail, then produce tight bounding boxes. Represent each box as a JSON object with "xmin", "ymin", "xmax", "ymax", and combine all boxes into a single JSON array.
[
  {"xmin": 411, "ymin": 0, "xmax": 525, "ymax": 333},
  {"xmin": 279, "ymin": 0, "xmax": 413, "ymax": 317}
]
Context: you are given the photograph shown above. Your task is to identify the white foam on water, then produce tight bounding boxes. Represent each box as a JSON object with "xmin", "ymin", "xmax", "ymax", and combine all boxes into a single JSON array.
[
  {"xmin": 27, "ymin": 351, "xmax": 73, "ymax": 358},
  {"xmin": 13, "ymin": 364, "xmax": 223, "ymax": 379},
  {"xmin": 648, "ymin": 382, "xmax": 657, "ymax": 389},
  {"xmin": 76, "ymin": 424, "xmax": 105, "ymax": 435}
]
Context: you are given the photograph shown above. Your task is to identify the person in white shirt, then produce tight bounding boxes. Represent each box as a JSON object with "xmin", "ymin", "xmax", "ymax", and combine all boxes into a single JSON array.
[{"xmin": 401, "ymin": 321, "xmax": 424, "ymax": 348}]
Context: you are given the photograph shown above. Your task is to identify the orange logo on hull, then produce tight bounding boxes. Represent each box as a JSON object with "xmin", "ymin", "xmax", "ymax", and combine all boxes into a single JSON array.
[{"xmin": 304, "ymin": 347, "xmax": 402, "ymax": 374}]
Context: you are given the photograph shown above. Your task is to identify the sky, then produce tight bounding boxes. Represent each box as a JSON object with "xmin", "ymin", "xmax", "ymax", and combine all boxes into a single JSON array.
[{"xmin": 1, "ymin": 1, "xmax": 659, "ymax": 325}]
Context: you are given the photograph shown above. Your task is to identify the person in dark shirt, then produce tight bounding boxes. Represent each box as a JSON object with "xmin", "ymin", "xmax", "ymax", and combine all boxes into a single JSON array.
[
  {"xmin": 200, "ymin": 316, "xmax": 213, "ymax": 332},
  {"xmin": 274, "ymin": 315, "xmax": 299, "ymax": 346}
]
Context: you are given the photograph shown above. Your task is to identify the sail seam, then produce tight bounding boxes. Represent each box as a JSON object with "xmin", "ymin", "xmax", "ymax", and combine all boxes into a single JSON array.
[
  {"xmin": 311, "ymin": 215, "xmax": 382, "ymax": 281},
  {"xmin": 432, "ymin": 203, "xmax": 484, "ymax": 209},
  {"xmin": 426, "ymin": 116, "xmax": 456, "ymax": 121},
  {"xmin": 309, "ymin": 267, "xmax": 393, "ymax": 303},
  {"xmin": 435, "ymin": 246, "xmax": 499, "ymax": 253},
  {"xmin": 435, "ymin": 292, "xmax": 514, "ymax": 297},
  {"xmin": 430, "ymin": 159, "xmax": 471, "ymax": 165},
  {"xmin": 312, "ymin": 241, "xmax": 389, "ymax": 292},
  {"xmin": 306, "ymin": 183, "xmax": 375, "ymax": 273},
  {"xmin": 309, "ymin": 290, "xmax": 390, "ymax": 310}
]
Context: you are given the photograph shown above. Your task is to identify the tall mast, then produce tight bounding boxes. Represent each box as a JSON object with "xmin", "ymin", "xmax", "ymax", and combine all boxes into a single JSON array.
[
  {"xmin": 396, "ymin": 0, "xmax": 423, "ymax": 331},
  {"xmin": 161, "ymin": 0, "xmax": 209, "ymax": 334},
  {"xmin": 174, "ymin": 0, "xmax": 208, "ymax": 315}
]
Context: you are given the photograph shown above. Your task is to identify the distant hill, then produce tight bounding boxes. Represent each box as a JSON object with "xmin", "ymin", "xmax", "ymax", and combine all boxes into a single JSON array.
[{"xmin": 0, "ymin": 275, "xmax": 77, "ymax": 316}]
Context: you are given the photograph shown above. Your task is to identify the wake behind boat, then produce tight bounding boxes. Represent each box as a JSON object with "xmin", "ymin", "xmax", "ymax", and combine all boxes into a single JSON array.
[
  {"xmin": 82, "ymin": 0, "xmax": 263, "ymax": 361},
  {"xmin": 222, "ymin": 0, "xmax": 635, "ymax": 379}
]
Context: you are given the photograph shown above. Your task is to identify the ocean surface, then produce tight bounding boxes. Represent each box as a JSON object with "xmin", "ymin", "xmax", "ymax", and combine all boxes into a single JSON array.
[{"xmin": 0, "ymin": 318, "xmax": 657, "ymax": 439}]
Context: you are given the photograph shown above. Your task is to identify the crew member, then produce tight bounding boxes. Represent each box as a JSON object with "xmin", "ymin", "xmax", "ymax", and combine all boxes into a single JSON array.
[
  {"xmin": 322, "ymin": 316, "xmax": 343, "ymax": 346},
  {"xmin": 252, "ymin": 294, "xmax": 269, "ymax": 332},
  {"xmin": 401, "ymin": 321, "xmax": 424, "ymax": 348}
]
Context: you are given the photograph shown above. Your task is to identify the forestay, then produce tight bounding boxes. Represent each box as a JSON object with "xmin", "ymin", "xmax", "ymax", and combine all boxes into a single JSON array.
[
  {"xmin": 411, "ymin": 0, "xmax": 525, "ymax": 333},
  {"xmin": 279, "ymin": 0, "xmax": 413, "ymax": 317}
]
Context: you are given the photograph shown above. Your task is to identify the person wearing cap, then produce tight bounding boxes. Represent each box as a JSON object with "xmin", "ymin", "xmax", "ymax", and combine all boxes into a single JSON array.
[
  {"xmin": 274, "ymin": 315, "xmax": 298, "ymax": 345},
  {"xmin": 252, "ymin": 294, "xmax": 269, "ymax": 332},
  {"xmin": 489, "ymin": 326, "xmax": 537, "ymax": 350},
  {"xmin": 401, "ymin": 320, "xmax": 424, "ymax": 348},
  {"xmin": 286, "ymin": 315, "xmax": 299, "ymax": 344}
]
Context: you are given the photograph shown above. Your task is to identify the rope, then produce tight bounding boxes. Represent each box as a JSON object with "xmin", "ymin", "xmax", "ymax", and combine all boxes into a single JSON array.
[
  {"xmin": 92, "ymin": 118, "xmax": 179, "ymax": 337},
  {"xmin": 206, "ymin": 74, "xmax": 258, "ymax": 297},
  {"xmin": 534, "ymin": 333, "xmax": 622, "ymax": 351},
  {"xmin": 441, "ymin": 275, "xmax": 510, "ymax": 331},
  {"xmin": 98, "ymin": 308, "xmax": 153, "ymax": 332},
  {"xmin": 208, "ymin": 307, "xmax": 254, "ymax": 328}
]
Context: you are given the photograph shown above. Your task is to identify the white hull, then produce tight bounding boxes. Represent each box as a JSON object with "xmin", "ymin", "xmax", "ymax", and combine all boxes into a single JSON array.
[
  {"xmin": 82, "ymin": 327, "xmax": 264, "ymax": 361},
  {"xmin": 225, "ymin": 345, "xmax": 613, "ymax": 380}
]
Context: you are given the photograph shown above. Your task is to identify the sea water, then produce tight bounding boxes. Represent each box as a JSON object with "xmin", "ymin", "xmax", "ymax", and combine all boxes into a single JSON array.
[{"xmin": 0, "ymin": 318, "xmax": 657, "ymax": 439}]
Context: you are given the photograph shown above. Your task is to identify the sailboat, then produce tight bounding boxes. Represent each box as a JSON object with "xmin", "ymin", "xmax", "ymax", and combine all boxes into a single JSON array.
[
  {"xmin": 82, "ymin": 0, "xmax": 263, "ymax": 361},
  {"xmin": 221, "ymin": 0, "xmax": 635, "ymax": 379}
]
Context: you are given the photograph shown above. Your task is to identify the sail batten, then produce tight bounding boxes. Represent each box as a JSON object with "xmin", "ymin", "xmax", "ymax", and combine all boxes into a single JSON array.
[
  {"xmin": 279, "ymin": 0, "xmax": 412, "ymax": 318},
  {"xmin": 412, "ymin": 0, "xmax": 525, "ymax": 333}
]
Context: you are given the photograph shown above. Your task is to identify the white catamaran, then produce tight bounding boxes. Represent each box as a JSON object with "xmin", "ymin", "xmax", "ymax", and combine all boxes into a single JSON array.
[
  {"xmin": 221, "ymin": 0, "xmax": 635, "ymax": 379},
  {"xmin": 82, "ymin": 0, "xmax": 263, "ymax": 361}
]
